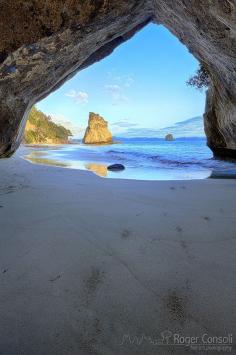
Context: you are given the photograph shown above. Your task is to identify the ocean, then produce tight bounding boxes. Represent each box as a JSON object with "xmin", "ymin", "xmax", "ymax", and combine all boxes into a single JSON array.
[{"xmin": 24, "ymin": 137, "xmax": 236, "ymax": 180}]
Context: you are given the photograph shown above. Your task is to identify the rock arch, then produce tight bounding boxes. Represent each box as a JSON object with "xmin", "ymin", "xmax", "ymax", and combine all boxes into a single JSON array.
[{"xmin": 0, "ymin": 0, "xmax": 235, "ymax": 159}]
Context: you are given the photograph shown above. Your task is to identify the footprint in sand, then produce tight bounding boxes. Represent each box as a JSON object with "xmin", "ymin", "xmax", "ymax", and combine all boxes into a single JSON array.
[
  {"xmin": 165, "ymin": 290, "xmax": 187, "ymax": 322},
  {"xmin": 84, "ymin": 267, "xmax": 105, "ymax": 295},
  {"xmin": 121, "ymin": 229, "xmax": 132, "ymax": 239},
  {"xmin": 49, "ymin": 274, "xmax": 61, "ymax": 282}
]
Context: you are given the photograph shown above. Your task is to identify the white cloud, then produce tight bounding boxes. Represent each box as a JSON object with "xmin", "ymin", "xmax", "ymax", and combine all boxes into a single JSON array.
[
  {"xmin": 116, "ymin": 116, "xmax": 204, "ymax": 138},
  {"xmin": 50, "ymin": 114, "xmax": 84, "ymax": 137},
  {"xmin": 105, "ymin": 84, "xmax": 121, "ymax": 94},
  {"xmin": 105, "ymin": 72, "xmax": 134, "ymax": 105},
  {"xmin": 65, "ymin": 90, "xmax": 89, "ymax": 104},
  {"xmin": 107, "ymin": 71, "xmax": 135, "ymax": 88},
  {"xmin": 112, "ymin": 121, "xmax": 138, "ymax": 128},
  {"xmin": 107, "ymin": 69, "xmax": 135, "ymax": 88},
  {"xmin": 124, "ymin": 76, "xmax": 135, "ymax": 88},
  {"xmin": 105, "ymin": 84, "xmax": 129, "ymax": 105}
]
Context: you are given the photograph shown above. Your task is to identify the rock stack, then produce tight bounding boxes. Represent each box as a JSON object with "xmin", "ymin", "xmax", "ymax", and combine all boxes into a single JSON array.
[
  {"xmin": 83, "ymin": 112, "xmax": 113, "ymax": 144},
  {"xmin": 165, "ymin": 134, "xmax": 174, "ymax": 141}
]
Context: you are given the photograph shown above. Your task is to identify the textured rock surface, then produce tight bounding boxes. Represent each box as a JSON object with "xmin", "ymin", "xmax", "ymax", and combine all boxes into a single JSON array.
[
  {"xmin": 0, "ymin": 1, "xmax": 235, "ymax": 158},
  {"xmin": 83, "ymin": 112, "xmax": 113, "ymax": 144}
]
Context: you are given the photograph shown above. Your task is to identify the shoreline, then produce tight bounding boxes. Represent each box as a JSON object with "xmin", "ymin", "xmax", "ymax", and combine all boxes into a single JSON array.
[
  {"xmin": 22, "ymin": 145, "xmax": 236, "ymax": 181},
  {"xmin": 24, "ymin": 154, "xmax": 236, "ymax": 180},
  {"xmin": 0, "ymin": 150, "xmax": 236, "ymax": 354}
]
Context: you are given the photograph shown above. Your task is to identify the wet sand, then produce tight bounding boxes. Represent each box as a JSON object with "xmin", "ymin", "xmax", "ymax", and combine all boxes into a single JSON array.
[{"xmin": 0, "ymin": 147, "xmax": 236, "ymax": 354}]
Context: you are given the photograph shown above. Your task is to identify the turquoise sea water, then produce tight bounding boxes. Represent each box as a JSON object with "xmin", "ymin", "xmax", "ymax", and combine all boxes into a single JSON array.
[{"xmin": 24, "ymin": 137, "xmax": 236, "ymax": 180}]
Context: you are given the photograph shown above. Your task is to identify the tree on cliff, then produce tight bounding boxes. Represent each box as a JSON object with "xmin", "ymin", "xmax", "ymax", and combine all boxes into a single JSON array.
[
  {"xmin": 24, "ymin": 107, "xmax": 72, "ymax": 144},
  {"xmin": 187, "ymin": 64, "xmax": 210, "ymax": 90}
]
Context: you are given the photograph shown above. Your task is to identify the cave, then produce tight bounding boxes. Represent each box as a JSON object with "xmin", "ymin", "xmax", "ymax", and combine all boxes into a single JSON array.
[{"xmin": 0, "ymin": 0, "xmax": 235, "ymax": 159}]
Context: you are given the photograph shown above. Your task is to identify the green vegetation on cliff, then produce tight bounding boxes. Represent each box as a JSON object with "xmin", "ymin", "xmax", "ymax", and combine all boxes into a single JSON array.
[{"xmin": 24, "ymin": 107, "xmax": 72, "ymax": 144}]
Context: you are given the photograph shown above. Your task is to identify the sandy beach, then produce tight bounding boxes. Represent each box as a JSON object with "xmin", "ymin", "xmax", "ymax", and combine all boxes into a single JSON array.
[{"xmin": 0, "ymin": 147, "xmax": 236, "ymax": 354}]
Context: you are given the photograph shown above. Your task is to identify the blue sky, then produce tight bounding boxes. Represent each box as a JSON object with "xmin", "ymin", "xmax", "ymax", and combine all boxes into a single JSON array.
[{"xmin": 37, "ymin": 23, "xmax": 206, "ymax": 138}]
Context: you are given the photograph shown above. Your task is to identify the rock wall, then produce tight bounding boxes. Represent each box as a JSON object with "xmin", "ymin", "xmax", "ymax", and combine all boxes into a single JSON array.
[
  {"xmin": 83, "ymin": 112, "xmax": 113, "ymax": 144},
  {"xmin": 0, "ymin": 1, "xmax": 235, "ymax": 159}
]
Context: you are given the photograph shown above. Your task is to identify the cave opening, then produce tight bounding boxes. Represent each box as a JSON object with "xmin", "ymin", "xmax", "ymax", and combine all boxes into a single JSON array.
[
  {"xmin": 23, "ymin": 23, "xmax": 232, "ymax": 181},
  {"xmin": 31, "ymin": 23, "xmax": 206, "ymax": 142}
]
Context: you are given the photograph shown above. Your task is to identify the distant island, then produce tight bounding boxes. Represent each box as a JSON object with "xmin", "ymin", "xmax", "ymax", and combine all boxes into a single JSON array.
[
  {"xmin": 24, "ymin": 107, "xmax": 72, "ymax": 144},
  {"xmin": 116, "ymin": 116, "xmax": 204, "ymax": 138},
  {"xmin": 83, "ymin": 112, "xmax": 113, "ymax": 144},
  {"xmin": 165, "ymin": 134, "xmax": 174, "ymax": 141}
]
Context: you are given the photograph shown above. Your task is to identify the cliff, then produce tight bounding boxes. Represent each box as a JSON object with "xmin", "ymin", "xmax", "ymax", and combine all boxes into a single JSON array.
[
  {"xmin": 24, "ymin": 107, "xmax": 72, "ymax": 144},
  {"xmin": 83, "ymin": 113, "xmax": 113, "ymax": 144}
]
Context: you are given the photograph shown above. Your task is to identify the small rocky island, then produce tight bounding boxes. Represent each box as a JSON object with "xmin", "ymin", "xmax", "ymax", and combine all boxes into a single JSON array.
[
  {"xmin": 165, "ymin": 134, "xmax": 174, "ymax": 141},
  {"xmin": 83, "ymin": 112, "xmax": 113, "ymax": 144}
]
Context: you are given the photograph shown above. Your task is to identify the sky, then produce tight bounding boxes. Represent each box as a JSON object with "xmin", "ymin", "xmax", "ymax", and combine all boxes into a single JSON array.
[{"xmin": 37, "ymin": 23, "xmax": 206, "ymax": 138}]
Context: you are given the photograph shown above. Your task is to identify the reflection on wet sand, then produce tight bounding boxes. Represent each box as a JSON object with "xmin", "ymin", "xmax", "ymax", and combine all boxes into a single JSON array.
[
  {"xmin": 25, "ymin": 152, "xmax": 69, "ymax": 168},
  {"xmin": 24, "ymin": 146, "xmax": 221, "ymax": 180},
  {"xmin": 26, "ymin": 157, "xmax": 68, "ymax": 168},
  {"xmin": 26, "ymin": 151, "xmax": 108, "ymax": 177},
  {"xmin": 84, "ymin": 163, "xmax": 108, "ymax": 177}
]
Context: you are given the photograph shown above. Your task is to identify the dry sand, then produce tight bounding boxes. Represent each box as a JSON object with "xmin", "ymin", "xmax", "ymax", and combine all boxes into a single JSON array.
[{"xmin": 0, "ymin": 147, "xmax": 236, "ymax": 354}]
